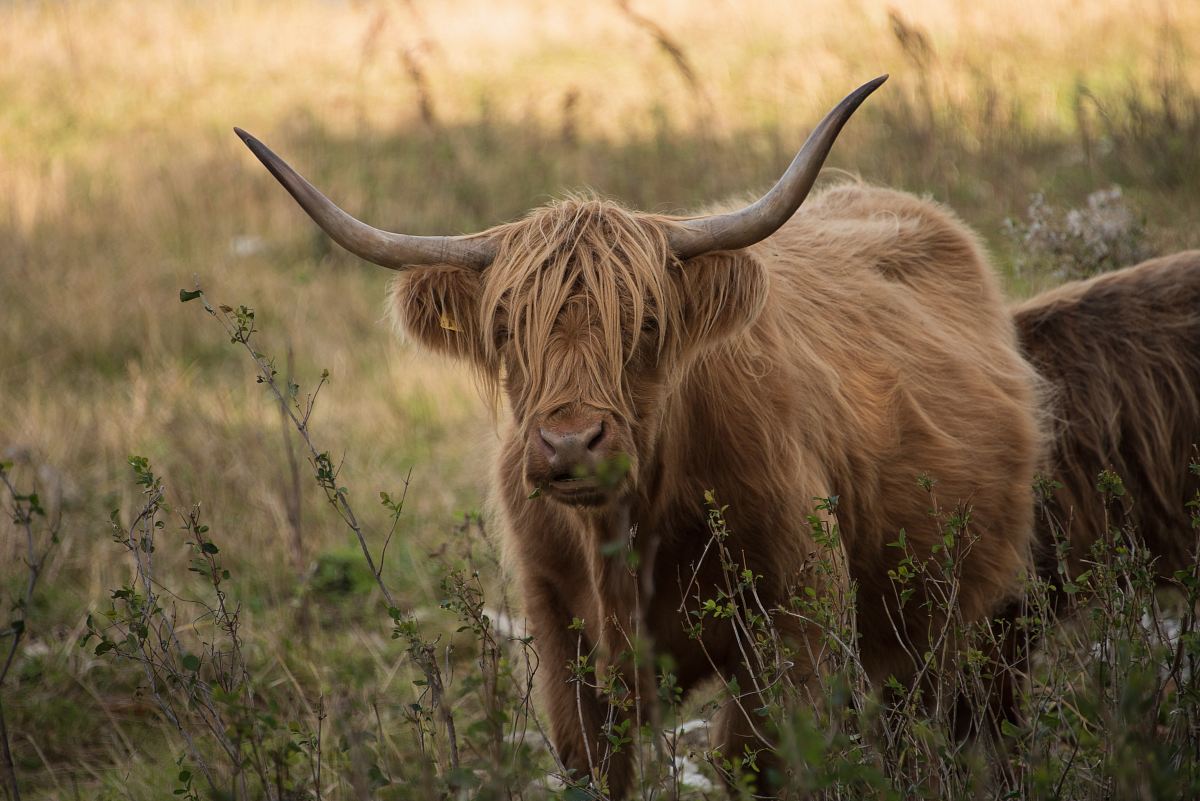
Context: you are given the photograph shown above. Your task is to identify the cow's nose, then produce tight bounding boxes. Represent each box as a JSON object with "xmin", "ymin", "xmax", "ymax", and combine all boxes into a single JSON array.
[{"xmin": 539, "ymin": 419, "xmax": 606, "ymax": 477}]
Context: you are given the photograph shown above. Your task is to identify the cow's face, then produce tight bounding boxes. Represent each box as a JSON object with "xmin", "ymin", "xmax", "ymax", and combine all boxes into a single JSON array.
[{"xmin": 393, "ymin": 199, "xmax": 768, "ymax": 508}]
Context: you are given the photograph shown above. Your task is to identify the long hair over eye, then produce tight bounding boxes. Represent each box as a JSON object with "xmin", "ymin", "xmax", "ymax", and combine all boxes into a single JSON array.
[{"xmin": 477, "ymin": 193, "xmax": 682, "ymax": 413}]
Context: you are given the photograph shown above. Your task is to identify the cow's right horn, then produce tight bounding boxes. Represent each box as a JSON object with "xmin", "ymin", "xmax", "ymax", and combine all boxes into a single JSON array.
[
  {"xmin": 667, "ymin": 75, "xmax": 887, "ymax": 261},
  {"xmin": 235, "ymin": 128, "xmax": 496, "ymax": 271}
]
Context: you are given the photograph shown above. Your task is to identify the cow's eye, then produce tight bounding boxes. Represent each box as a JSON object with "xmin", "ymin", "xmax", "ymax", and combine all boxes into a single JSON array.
[{"xmin": 641, "ymin": 318, "xmax": 659, "ymax": 335}]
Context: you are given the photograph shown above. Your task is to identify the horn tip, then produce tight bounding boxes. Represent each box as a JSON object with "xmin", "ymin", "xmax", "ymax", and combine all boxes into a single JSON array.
[
  {"xmin": 233, "ymin": 127, "xmax": 258, "ymax": 147},
  {"xmin": 233, "ymin": 127, "xmax": 278, "ymax": 171},
  {"xmin": 234, "ymin": 127, "xmax": 273, "ymax": 161},
  {"xmin": 844, "ymin": 75, "xmax": 889, "ymax": 107}
]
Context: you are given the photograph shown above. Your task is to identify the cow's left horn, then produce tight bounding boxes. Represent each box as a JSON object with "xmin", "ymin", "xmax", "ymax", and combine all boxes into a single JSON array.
[
  {"xmin": 234, "ymin": 128, "xmax": 497, "ymax": 271},
  {"xmin": 667, "ymin": 75, "xmax": 887, "ymax": 260}
]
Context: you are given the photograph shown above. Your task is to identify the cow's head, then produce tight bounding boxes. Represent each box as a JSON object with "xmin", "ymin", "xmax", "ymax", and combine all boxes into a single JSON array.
[{"xmin": 236, "ymin": 77, "xmax": 884, "ymax": 509}]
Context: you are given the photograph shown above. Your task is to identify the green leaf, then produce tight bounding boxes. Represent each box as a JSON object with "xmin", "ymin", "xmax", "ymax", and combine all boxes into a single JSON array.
[
  {"xmin": 367, "ymin": 764, "xmax": 390, "ymax": 788},
  {"xmin": 445, "ymin": 767, "xmax": 482, "ymax": 789},
  {"xmin": 199, "ymin": 542, "xmax": 219, "ymax": 554},
  {"xmin": 181, "ymin": 654, "xmax": 201, "ymax": 671},
  {"xmin": 600, "ymin": 538, "xmax": 625, "ymax": 557},
  {"xmin": 179, "ymin": 288, "xmax": 203, "ymax": 303}
]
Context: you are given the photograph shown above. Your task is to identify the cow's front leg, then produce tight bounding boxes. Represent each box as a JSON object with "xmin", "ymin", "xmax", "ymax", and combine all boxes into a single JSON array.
[
  {"xmin": 706, "ymin": 512, "xmax": 847, "ymax": 796},
  {"xmin": 707, "ymin": 608, "xmax": 832, "ymax": 795},
  {"xmin": 524, "ymin": 575, "xmax": 634, "ymax": 796},
  {"xmin": 583, "ymin": 517, "xmax": 660, "ymax": 796}
]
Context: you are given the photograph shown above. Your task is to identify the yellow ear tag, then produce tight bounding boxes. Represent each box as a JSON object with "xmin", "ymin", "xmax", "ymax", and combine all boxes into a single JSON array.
[{"xmin": 438, "ymin": 312, "xmax": 462, "ymax": 332}]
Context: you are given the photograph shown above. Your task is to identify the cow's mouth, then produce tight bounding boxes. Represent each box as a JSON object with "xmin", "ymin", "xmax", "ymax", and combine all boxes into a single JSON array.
[{"xmin": 546, "ymin": 476, "xmax": 610, "ymax": 507}]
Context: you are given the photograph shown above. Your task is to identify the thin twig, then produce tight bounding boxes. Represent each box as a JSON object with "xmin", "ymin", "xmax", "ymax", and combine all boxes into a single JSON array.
[
  {"xmin": 0, "ymin": 465, "xmax": 60, "ymax": 801},
  {"xmin": 194, "ymin": 288, "xmax": 398, "ymax": 611}
]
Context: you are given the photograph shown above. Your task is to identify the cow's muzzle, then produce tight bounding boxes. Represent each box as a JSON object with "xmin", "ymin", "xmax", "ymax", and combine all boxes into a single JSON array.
[{"xmin": 527, "ymin": 408, "xmax": 632, "ymax": 506}]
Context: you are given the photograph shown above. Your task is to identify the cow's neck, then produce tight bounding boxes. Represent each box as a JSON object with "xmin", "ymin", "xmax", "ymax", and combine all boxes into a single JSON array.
[
  {"xmin": 642, "ymin": 321, "xmax": 844, "ymax": 530},
  {"xmin": 567, "ymin": 499, "xmax": 659, "ymax": 658},
  {"xmin": 571, "ymin": 323, "xmax": 837, "ymax": 640}
]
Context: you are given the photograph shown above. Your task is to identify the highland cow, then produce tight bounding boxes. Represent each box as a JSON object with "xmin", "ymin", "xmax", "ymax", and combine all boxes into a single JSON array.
[
  {"xmin": 1014, "ymin": 252, "xmax": 1200, "ymax": 588},
  {"xmin": 236, "ymin": 77, "xmax": 1042, "ymax": 793}
]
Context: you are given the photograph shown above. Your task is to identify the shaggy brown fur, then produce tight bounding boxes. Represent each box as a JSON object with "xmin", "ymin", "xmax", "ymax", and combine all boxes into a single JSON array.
[
  {"xmin": 391, "ymin": 184, "xmax": 1042, "ymax": 792},
  {"xmin": 1014, "ymin": 252, "xmax": 1200, "ymax": 586}
]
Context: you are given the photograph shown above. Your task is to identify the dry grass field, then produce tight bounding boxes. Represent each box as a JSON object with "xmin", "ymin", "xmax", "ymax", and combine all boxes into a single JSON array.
[{"xmin": 3, "ymin": 1, "xmax": 1200, "ymax": 798}]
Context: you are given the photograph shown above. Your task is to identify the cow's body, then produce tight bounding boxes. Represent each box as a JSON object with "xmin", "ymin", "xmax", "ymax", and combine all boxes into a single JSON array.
[
  {"xmin": 1014, "ymin": 251, "xmax": 1200, "ymax": 586},
  {"xmin": 491, "ymin": 185, "xmax": 1042, "ymax": 787},
  {"xmin": 236, "ymin": 81, "xmax": 1045, "ymax": 794}
]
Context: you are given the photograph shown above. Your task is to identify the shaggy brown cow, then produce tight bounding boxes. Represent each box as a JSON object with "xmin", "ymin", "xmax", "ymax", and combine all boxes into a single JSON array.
[
  {"xmin": 1014, "ymin": 252, "xmax": 1200, "ymax": 587},
  {"xmin": 236, "ymin": 77, "xmax": 1042, "ymax": 792}
]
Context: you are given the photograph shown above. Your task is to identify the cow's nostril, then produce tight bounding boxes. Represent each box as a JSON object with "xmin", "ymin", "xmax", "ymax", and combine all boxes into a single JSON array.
[
  {"xmin": 538, "ymin": 428, "xmax": 556, "ymax": 458},
  {"xmin": 586, "ymin": 420, "xmax": 606, "ymax": 452}
]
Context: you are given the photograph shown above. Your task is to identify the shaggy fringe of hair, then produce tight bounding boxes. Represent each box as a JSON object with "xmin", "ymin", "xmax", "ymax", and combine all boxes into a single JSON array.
[{"xmin": 478, "ymin": 193, "xmax": 682, "ymax": 417}]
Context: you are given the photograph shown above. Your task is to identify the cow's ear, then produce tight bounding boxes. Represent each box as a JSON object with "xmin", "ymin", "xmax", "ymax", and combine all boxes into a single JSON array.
[
  {"xmin": 389, "ymin": 267, "xmax": 492, "ymax": 367},
  {"xmin": 676, "ymin": 250, "xmax": 769, "ymax": 350}
]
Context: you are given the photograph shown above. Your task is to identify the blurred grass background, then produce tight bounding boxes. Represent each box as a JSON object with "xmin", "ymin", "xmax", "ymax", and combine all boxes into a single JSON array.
[{"xmin": 3, "ymin": 0, "xmax": 1200, "ymax": 796}]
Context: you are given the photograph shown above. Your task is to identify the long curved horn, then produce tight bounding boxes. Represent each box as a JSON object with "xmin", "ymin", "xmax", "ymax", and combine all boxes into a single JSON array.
[
  {"xmin": 234, "ymin": 128, "xmax": 496, "ymax": 271},
  {"xmin": 668, "ymin": 75, "xmax": 887, "ymax": 260}
]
